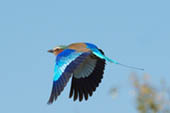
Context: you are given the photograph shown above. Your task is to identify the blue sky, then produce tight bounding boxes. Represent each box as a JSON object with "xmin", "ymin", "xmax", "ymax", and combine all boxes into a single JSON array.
[{"xmin": 0, "ymin": 0, "xmax": 170, "ymax": 113}]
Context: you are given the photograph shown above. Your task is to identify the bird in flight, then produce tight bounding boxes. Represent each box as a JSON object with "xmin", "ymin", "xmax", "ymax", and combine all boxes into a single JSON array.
[{"xmin": 47, "ymin": 42, "xmax": 143, "ymax": 104}]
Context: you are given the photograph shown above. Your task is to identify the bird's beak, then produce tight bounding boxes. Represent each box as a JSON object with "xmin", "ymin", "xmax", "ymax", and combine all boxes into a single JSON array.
[{"xmin": 48, "ymin": 49, "xmax": 54, "ymax": 53}]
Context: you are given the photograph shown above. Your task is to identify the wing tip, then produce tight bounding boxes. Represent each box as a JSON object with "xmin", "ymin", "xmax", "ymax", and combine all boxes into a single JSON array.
[
  {"xmin": 69, "ymin": 54, "xmax": 106, "ymax": 101},
  {"xmin": 47, "ymin": 100, "xmax": 53, "ymax": 105}
]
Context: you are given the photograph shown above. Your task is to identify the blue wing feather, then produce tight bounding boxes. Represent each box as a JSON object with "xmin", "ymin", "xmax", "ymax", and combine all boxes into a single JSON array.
[
  {"xmin": 53, "ymin": 49, "xmax": 82, "ymax": 81},
  {"xmin": 48, "ymin": 49, "xmax": 91, "ymax": 104}
]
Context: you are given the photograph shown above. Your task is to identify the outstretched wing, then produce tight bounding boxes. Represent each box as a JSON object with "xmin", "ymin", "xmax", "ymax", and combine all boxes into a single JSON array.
[
  {"xmin": 69, "ymin": 49, "xmax": 106, "ymax": 101},
  {"xmin": 47, "ymin": 49, "xmax": 91, "ymax": 104}
]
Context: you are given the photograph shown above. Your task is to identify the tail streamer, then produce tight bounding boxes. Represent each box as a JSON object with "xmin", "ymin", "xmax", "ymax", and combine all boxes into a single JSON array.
[{"xmin": 116, "ymin": 63, "xmax": 144, "ymax": 71}]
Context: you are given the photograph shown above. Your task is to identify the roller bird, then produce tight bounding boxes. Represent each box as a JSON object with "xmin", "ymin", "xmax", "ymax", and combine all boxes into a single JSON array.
[{"xmin": 47, "ymin": 42, "xmax": 143, "ymax": 104}]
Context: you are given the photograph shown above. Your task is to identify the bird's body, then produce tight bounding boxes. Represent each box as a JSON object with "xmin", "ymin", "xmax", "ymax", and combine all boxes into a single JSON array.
[{"xmin": 47, "ymin": 42, "xmax": 143, "ymax": 104}]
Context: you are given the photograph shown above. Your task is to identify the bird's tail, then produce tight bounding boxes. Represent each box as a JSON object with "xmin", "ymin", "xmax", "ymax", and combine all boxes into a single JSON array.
[
  {"xmin": 104, "ymin": 56, "xmax": 144, "ymax": 71},
  {"xmin": 93, "ymin": 50, "xmax": 144, "ymax": 71}
]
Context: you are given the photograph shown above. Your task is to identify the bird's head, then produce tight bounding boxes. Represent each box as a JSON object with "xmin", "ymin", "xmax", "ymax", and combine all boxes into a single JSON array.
[{"xmin": 48, "ymin": 45, "xmax": 67, "ymax": 55}]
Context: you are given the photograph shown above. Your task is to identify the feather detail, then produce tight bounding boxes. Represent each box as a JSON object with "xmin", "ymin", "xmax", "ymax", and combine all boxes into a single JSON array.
[
  {"xmin": 69, "ymin": 49, "xmax": 106, "ymax": 101},
  {"xmin": 47, "ymin": 49, "xmax": 91, "ymax": 104},
  {"xmin": 68, "ymin": 43, "xmax": 90, "ymax": 52}
]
